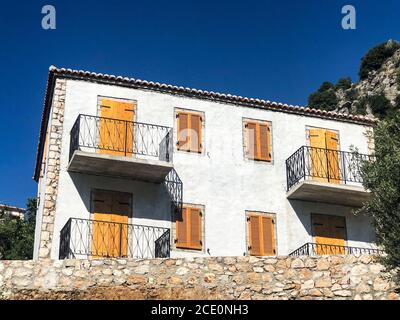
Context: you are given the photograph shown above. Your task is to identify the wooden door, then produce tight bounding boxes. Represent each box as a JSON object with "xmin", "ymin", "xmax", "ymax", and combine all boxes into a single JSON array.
[
  {"xmin": 247, "ymin": 213, "xmax": 276, "ymax": 256},
  {"xmin": 312, "ymin": 214, "xmax": 346, "ymax": 255},
  {"xmin": 309, "ymin": 128, "xmax": 340, "ymax": 183},
  {"xmin": 98, "ymin": 98, "xmax": 135, "ymax": 156},
  {"xmin": 91, "ymin": 190, "xmax": 131, "ymax": 258}
]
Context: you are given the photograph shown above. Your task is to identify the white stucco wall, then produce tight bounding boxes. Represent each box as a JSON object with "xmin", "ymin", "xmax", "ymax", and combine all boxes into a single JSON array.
[{"xmin": 37, "ymin": 79, "xmax": 376, "ymax": 259}]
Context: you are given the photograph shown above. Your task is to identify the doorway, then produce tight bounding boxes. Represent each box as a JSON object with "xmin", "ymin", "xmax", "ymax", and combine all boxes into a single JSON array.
[
  {"xmin": 91, "ymin": 189, "xmax": 132, "ymax": 258},
  {"xmin": 311, "ymin": 213, "xmax": 347, "ymax": 255},
  {"xmin": 98, "ymin": 97, "xmax": 136, "ymax": 156},
  {"xmin": 308, "ymin": 127, "xmax": 341, "ymax": 183}
]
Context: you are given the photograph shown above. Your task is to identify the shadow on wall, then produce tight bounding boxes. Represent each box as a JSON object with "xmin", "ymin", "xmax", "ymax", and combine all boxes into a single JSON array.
[
  {"xmin": 288, "ymin": 199, "xmax": 376, "ymax": 247},
  {"xmin": 69, "ymin": 172, "xmax": 173, "ymax": 222}
]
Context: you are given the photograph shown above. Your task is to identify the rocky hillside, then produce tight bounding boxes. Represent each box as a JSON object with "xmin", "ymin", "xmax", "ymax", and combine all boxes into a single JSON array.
[{"xmin": 308, "ymin": 40, "xmax": 400, "ymax": 119}]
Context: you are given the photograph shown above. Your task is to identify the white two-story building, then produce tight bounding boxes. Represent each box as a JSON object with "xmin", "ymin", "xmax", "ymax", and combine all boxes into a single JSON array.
[{"xmin": 33, "ymin": 66, "xmax": 380, "ymax": 260}]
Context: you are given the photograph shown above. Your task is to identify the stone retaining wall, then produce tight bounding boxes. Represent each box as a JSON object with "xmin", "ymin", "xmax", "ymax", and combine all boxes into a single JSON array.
[{"xmin": 0, "ymin": 255, "xmax": 398, "ymax": 300}]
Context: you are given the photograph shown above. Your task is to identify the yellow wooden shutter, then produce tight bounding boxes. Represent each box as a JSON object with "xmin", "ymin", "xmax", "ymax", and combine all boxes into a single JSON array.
[
  {"xmin": 111, "ymin": 192, "xmax": 130, "ymax": 257},
  {"xmin": 309, "ymin": 128, "xmax": 328, "ymax": 181},
  {"xmin": 92, "ymin": 190, "xmax": 113, "ymax": 258},
  {"xmin": 325, "ymin": 130, "xmax": 340, "ymax": 183},
  {"xmin": 99, "ymin": 99, "xmax": 135, "ymax": 156},
  {"xmin": 313, "ymin": 214, "xmax": 346, "ymax": 255},
  {"xmin": 177, "ymin": 113, "xmax": 189, "ymax": 151}
]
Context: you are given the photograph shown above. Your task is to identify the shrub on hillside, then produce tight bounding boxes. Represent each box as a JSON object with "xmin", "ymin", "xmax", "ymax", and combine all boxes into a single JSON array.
[
  {"xmin": 353, "ymin": 98, "xmax": 367, "ymax": 115},
  {"xmin": 335, "ymin": 77, "xmax": 352, "ymax": 91},
  {"xmin": 367, "ymin": 93, "xmax": 393, "ymax": 119},
  {"xmin": 308, "ymin": 81, "xmax": 338, "ymax": 111},
  {"xmin": 359, "ymin": 40, "xmax": 400, "ymax": 80}
]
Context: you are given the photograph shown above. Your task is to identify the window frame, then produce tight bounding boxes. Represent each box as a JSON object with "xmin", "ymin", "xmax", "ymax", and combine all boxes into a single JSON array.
[
  {"xmin": 174, "ymin": 108, "xmax": 205, "ymax": 155},
  {"xmin": 173, "ymin": 203, "xmax": 205, "ymax": 252},
  {"xmin": 245, "ymin": 211, "xmax": 277, "ymax": 257},
  {"xmin": 242, "ymin": 118, "xmax": 273, "ymax": 163}
]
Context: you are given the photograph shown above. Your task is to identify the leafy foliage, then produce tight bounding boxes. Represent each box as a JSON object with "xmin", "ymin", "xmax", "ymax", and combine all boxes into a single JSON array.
[
  {"xmin": 353, "ymin": 98, "xmax": 367, "ymax": 116},
  {"xmin": 357, "ymin": 113, "xmax": 400, "ymax": 283},
  {"xmin": 397, "ymin": 70, "xmax": 400, "ymax": 91},
  {"xmin": 335, "ymin": 77, "xmax": 352, "ymax": 91},
  {"xmin": 366, "ymin": 93, "xmax": 394, "ymax": 119},
  {"xmin": 0, "ymin": 198, "xmax": 36, "ymax": 260},
  {"xmin": 359, "ymin": 40, "xmax": 400, "ymax": 80},
  {"xmin": 308, "ymin": 81, "xmax": 338, "ymax": 111}
]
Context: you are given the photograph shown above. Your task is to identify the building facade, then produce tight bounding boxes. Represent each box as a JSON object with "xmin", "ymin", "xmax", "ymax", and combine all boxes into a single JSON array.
[
  {"xmin": 0, "ymin": 204, "xmax": 25, "ymax": 219},
  {"xmin": 33, "ymin": 66, "xmax": 379, "ymax": 260}
]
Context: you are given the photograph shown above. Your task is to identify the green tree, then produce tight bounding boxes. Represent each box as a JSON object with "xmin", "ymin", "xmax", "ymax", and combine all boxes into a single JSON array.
[
  {"xmin": 359, "ymin": 40, "xmax": 400, "ymax": 80},
  {"xmin": 367, "ymin": 93, "xmax": 394, "ymax": 119},
  {"xmin": 357, "ymin": 113, "xmax": 400, "ymax": 283},
  {"xmin": 308, "ymin": 81, "xmax": 338, "ymax": 111},
  {"xmin": 0, "ymin": 198, "xmax": 37, "ymax": 260},
  {"xmin": 335, "ymin": 77, "xmax": 352, "ymax": 91}
]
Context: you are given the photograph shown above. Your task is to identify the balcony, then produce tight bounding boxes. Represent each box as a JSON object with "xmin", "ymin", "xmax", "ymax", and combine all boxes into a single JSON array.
[
  {"xmin": 59, "ymin": 218, "xmax": 170, "ymax": 259},
  {"xmin": 68, "ymin": 114, "xmax": 173, "ymax": 183},
  {"xmin": 289, "ymin": 242, "xmax": 383, "ymax": 257},
  {"xmin": 286, "ymin": 146, "xmax": 373, "ymax": 207}
]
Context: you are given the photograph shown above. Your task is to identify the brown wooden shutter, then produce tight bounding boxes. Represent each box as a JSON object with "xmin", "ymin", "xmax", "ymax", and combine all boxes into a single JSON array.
[
  {"xmin": 246, "ymin": 122, "xmax": 258, "ymax": 160},
  {"xmin": 189, "ymin": 208, "xmax": 202, "ymax": 249},
  {"xmin": 176, "ymin": 207, "xmax": 202, "ymax": 250},
  {"xmin": 259, "ymin": 124, "xmax": 271, "ymax": 161},
  {"xmin": 262, "ymin": 216, "xmax": 275, "ymax": 255},
  {"xmin": 176, "ymin": 207, "xmax": 188, "ymax": 248},
  {"xmin": 190, "ymin": 114, "xmax": 202, "ymax": 153},
  {"xmin": 248, "ymin": 215, "xmax": 261, "ymax": 256},
  {"xmin": 177, "ymin": 113, "xmax": 189, "ymax": 151}
]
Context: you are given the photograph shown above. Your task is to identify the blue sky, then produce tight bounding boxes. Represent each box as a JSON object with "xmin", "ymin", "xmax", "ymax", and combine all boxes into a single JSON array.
[{"xmin": 0, "ymin": 0, "xmax": 399, "ymax": 207}]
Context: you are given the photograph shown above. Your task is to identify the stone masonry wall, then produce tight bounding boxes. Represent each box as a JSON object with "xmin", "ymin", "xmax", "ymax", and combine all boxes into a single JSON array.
[
  {"xmin": 38, "ymin": 78, "xmax": 66, "ymax": 259},
  {"xmin": 0, "ymin": 255, "xmax": 398, "ymax": 300}
]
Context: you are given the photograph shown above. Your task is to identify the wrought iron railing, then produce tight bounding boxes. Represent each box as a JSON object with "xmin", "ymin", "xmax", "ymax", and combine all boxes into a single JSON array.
[
  {"xmin": 286, "ymin": 146, "xmax": 373, "ymax": 191},
  {"xmin": 59, "ymin": 218, "xmax": 170, "ymax": 259},
  {"xmin": 165, "ymin": 168, "xmax": 183, "ymax": 214},
  {"xmin": 69, "ymin": 114, "xmax": 173, "ymax": 162},
  {"xmin": 289, "ymin": 242, "xmax": 384, "ymax": 257}
]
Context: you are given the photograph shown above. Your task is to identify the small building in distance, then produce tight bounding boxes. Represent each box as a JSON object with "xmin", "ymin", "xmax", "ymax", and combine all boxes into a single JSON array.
[{"xmin": 0, "ymin": 204, "xmax": 25, "ymax": 219}]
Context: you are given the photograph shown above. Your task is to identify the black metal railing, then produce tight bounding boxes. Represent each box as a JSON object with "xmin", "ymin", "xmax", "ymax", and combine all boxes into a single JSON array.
[
  {"xmin": 289, "ymin": 242, "xmax": 384, "ymax": 257},
  {"xmin": 165, "ymin": 168, "xmax": 183, "ymax": 215},
  {"xmin": 286, "ymin": 146, "xmax": 373, "ymax": 191},
  {"xmin": 59, "ymin": 218, "xmax": 170, "ymax": 259},
  {"xmin": 69, "ymin": 114, "xmax": 173, "ymax": 162}
]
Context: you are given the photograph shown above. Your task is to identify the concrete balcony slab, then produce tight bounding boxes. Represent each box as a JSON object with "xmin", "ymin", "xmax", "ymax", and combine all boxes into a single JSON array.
[
  {"xmin": 67, "ymin": 150, "xmax": 173, "ymax": 183},
  {"xmin": 286, "ymin": 180, "xmax": 371, "ymax": 207}
]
